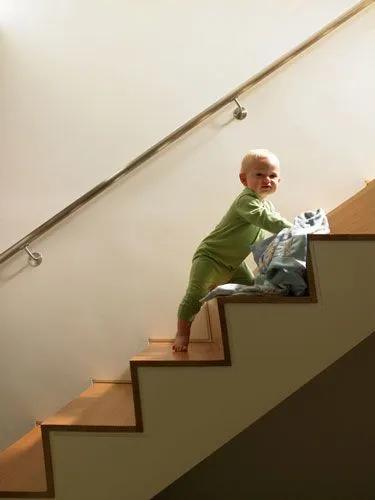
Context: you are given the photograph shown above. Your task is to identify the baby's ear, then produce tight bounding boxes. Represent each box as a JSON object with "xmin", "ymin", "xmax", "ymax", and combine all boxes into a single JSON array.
[{"xmin": 239, "ymin": 173, "xmax": 247, "ymax": 186}]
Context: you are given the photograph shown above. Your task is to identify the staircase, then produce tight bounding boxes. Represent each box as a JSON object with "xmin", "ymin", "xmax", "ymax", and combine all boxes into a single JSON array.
[{"xmin": 1, "ymin": 230, "xmax": 375, "ymax": 499}]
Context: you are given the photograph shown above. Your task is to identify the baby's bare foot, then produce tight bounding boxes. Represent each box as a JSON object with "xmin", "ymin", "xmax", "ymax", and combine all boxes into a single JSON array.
[{"xmin": 172, "ymin": 334, "xmax": 189, "ymax": 352}]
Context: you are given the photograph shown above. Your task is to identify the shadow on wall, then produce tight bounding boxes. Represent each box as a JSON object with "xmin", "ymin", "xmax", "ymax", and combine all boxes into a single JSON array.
[{"xmin": 154, "ymin": 330, "xmax": 375, "ymax": 500}]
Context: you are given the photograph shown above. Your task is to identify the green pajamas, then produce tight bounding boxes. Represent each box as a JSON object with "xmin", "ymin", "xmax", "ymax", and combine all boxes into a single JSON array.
[
  {"xmin": 178, "ymin": 257, "xmax": 254, "ymax": 322},
  {"xmin": 178, "ymin": 187, "xmax": 292, "ymax": 322}
]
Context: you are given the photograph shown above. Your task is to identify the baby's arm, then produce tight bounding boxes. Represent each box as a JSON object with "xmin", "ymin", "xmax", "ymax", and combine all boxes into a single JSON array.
[{"xmin": 236, "ymin": 197, "xmax": 292, "ymax": 233}]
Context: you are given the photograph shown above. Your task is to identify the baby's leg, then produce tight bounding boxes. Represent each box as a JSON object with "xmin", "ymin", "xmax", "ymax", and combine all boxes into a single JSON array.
[
  {"xmin": 228, "ymin": 261, "xmax": 255, "ymax": 286},
  {"xmin": 173, "ymin": 258, "xmax": 229, "ymax": 352}
]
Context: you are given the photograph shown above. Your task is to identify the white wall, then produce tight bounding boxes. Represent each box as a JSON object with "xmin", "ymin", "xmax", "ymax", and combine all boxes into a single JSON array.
[{"xmin": 0, "ymin": 0, "xmax": 374, "ymax": 451}]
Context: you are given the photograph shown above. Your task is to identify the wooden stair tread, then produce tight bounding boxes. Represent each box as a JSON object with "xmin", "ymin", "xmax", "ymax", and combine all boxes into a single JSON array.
[
  {"xmin": 43, "ymin": 383, "xmax": 136, "ymax": 428},
  {"xmin": 0, "ymin": 426, "xmax": 47, "ymax": 493},
  {"xmin": 0, "ymin": 383, "xmax": 136, "ymax": 494},
  {"xmin": 132, "ymin": 341, "xmax": 224, "ymax": 363},
  {"xmin": 327, "ymin": 179, "xmax": 375, "ymax": 233}
]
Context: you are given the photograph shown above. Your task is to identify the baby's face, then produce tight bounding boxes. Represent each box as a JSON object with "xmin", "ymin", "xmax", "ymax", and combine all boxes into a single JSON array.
[{"xmin": 240, "ymin": 159, "xmax": 280, "ymax": 198}]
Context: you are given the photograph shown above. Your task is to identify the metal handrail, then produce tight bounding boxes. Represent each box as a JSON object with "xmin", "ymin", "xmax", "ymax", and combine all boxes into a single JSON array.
[{"xmin": 1, "ymin": 0, "xmax": 373, "ymax": 265}]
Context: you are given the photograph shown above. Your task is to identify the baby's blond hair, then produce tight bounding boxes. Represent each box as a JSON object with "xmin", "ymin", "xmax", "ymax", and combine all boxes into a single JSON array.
[{"xmin": 240, "ymin": 149, "xmax": 280, "ymax": 174}]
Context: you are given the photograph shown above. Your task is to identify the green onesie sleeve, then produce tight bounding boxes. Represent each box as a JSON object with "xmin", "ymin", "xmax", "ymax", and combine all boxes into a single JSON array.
[{"xmin": 236, "ymin": 196, "xmax": 293, "ymax": 234}]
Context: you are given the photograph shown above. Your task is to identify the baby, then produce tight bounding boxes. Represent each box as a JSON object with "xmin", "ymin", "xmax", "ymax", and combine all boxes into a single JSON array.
[{"xmin": 173, "ymin": 149, "xmax": 292, "ymax": 352}]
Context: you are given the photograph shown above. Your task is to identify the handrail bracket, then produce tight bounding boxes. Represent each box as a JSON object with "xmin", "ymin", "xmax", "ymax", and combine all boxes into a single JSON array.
[
  {"xmin": 25, "ymin": 246, "xmax": 43, "ymax": 267},
  {"xmin": 233, "ymin": 98, "xmax": 247, "ymax": 120}
]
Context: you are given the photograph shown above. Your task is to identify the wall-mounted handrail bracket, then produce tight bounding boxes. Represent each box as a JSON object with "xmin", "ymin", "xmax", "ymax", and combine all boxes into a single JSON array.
[
  {"xmin": 233, "ymin": 98, "xmax": 247, "ymax": 120},
  {"xmin": 25, "ymin": 246, "xmax": 43, "ymax": 267}
]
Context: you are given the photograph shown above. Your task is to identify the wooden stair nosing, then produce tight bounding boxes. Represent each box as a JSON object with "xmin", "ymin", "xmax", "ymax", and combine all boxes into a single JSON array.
[
  {"xmin": 43, "ymin": 383, "xmax": 136, "ymax": 428},
  {"xmin": 310, "ymin": 234, "xmax": 375, "ymax": 240}
]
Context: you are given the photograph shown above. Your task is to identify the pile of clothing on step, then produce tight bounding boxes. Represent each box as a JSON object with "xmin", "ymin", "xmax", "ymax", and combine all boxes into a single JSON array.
[{"xmin": 201, "ymin": 208, "xmax": 329, "ymax": 303}]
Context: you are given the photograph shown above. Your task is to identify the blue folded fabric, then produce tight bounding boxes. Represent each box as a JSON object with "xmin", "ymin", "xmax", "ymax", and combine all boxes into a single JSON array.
[{"xmin": 201, "ymin": 208, "xmax": 329, "ymax": 303}]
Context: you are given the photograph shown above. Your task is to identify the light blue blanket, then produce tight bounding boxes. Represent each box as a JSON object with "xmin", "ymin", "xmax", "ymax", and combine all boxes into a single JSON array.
[{"xmin": 201, "ymin": 208, "xmax": 329, "ymax": 303}]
